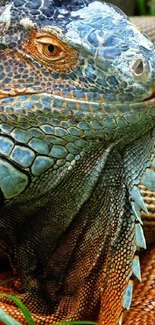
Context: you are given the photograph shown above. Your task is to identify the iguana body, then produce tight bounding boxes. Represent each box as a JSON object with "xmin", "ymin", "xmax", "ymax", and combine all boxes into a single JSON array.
[{"xmin": 0, "ymin": 1, "xmax": 155, "ymax": 324}]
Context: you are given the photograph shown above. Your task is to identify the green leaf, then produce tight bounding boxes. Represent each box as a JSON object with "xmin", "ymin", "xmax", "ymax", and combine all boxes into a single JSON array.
[
  {"xmin": 0, "ymin": 307, "xmax": 21, "ymax": 325},
  {"xmin": 0, "ymin": 294, "xmax": 35, "ymax": 325},
  {"xmin": 150, "ymin": 0, "xmax": 155, "ymax": 15},
  {"xmin": 136, "ymin": 0, "xmax": 147, "ymax": 15},
  {"xmin": 0, "ymin": 276, "xmax": 17, "ymax": 286},
  {"xmin": 0, "ymin": 295, "xmax": 97, "ymax": 325}
]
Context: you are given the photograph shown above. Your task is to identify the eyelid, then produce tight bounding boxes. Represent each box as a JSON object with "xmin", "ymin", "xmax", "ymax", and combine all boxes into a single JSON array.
[{"xmin": 35, "ymin": 37, "xmax": 59, "ymax": 46}]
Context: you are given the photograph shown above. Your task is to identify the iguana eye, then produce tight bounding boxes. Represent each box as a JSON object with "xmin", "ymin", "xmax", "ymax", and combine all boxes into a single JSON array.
[
  {"xmin": 25, "ymin": 31, "xmax": 78, "ymax": 72},
  {"xmin": 35, "ymin": 37, "xmax": 62, "ymax": 59},
  {"xmin": 38, "ymin": 43, "xmax": 61, "ymax": 58},
  {"xmin": 47, "ymin": 44, "xmax": 56, "ymax": 53}
]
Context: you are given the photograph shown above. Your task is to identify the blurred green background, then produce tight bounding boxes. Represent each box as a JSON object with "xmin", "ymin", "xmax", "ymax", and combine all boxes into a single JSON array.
[{"xmin": 105, "ymin": 0, "xmax": 155, "ymax": 16}]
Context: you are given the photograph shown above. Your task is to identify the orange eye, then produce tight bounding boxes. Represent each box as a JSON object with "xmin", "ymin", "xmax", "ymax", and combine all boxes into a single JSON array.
[
  {"xmin": 42, "ymin": 43, "xmax": 61, "ymax": 57},
  {"xmin": 34, "ymin": 36, "xmax": 62, "ymax": 60},
  {"xmin": 26, "ymin": 31, "xmax": 78, "ymax": 72}
]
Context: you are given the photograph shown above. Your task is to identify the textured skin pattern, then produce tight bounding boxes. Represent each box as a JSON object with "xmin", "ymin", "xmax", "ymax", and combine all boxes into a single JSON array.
[
  {"xmin": 140, "ymin": 185, "xmax": 155, "ymax": 246},
  {"xmin": 0, "ymin": 1, "xmax": 155, "ymax": 325},
  {"xmin": 123, "ymin": 245, "xmax": 155, "ymax": 325}
]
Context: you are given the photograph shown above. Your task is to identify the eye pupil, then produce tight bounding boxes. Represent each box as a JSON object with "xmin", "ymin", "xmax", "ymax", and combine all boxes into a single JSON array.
[{"xmin": 47, "ymin": 44, "xmax": 55, "ymax": 53}]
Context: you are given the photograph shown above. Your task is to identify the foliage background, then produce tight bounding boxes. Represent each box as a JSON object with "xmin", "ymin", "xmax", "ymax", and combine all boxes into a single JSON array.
[{"xmin": 105, "ymin": 0, "xmax": 155, "ymax": 16}]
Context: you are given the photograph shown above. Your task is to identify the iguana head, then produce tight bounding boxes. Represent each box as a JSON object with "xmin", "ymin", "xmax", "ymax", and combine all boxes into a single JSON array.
[
  {"xmin": 0, "ymin": 0, "xmax": 155, "ymax": 200},
  {"xmin": 1, "ymin": 1, "xmax": 155, "ymax": 102}
]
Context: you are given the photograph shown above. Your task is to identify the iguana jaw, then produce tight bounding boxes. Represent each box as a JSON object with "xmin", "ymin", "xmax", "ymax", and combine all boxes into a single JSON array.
[{"xmin": 0, "ymin": 87, "xmax": 155, "ymax": 106}]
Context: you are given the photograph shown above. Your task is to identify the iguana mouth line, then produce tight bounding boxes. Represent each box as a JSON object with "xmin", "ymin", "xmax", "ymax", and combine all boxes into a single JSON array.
[
  {"xmin": 0, "ymin": 88, "xmax": 43, "ymax": 99},
  {"xmin": 142, "ymin": 91, "xmax": 155, "ymax": 102},
  {"xmin": 1, "ymin": 88, "xmax": 155, "ymax": 107},
  {"xmin": 0, "ymin": 90, "xmax": 103, "ymax": 106}
]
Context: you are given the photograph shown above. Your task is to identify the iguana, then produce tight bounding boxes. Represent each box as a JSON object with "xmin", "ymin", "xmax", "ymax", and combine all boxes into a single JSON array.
[{"xmin": 0, "ymin": 1, "xmax": 155, "ymax": 324}]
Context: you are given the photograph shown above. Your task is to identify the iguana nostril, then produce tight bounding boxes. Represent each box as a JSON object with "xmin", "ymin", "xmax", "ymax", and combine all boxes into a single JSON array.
[
  {"xmin": 131, "ymin": 59, "xmax": 151, "ymax": 81},
  {"xmin": 133, "ymin": 59, "xmax": 144, "ymax": 75}
]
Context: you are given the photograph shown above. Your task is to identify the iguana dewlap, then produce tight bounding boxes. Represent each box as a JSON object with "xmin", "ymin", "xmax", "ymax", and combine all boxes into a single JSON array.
[{"xmin": 0, "ymin": 1, "xmax": 155, "ymax": 324}]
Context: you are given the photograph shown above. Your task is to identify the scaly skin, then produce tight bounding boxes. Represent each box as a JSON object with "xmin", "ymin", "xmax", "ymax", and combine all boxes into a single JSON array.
[
  {"xmin": 1, "ymin": 1, "xmax": 155, "ymax": 324},
  {"xmin": 123, "ymin": 245, "xmax": 155, "ymax": 325}
]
